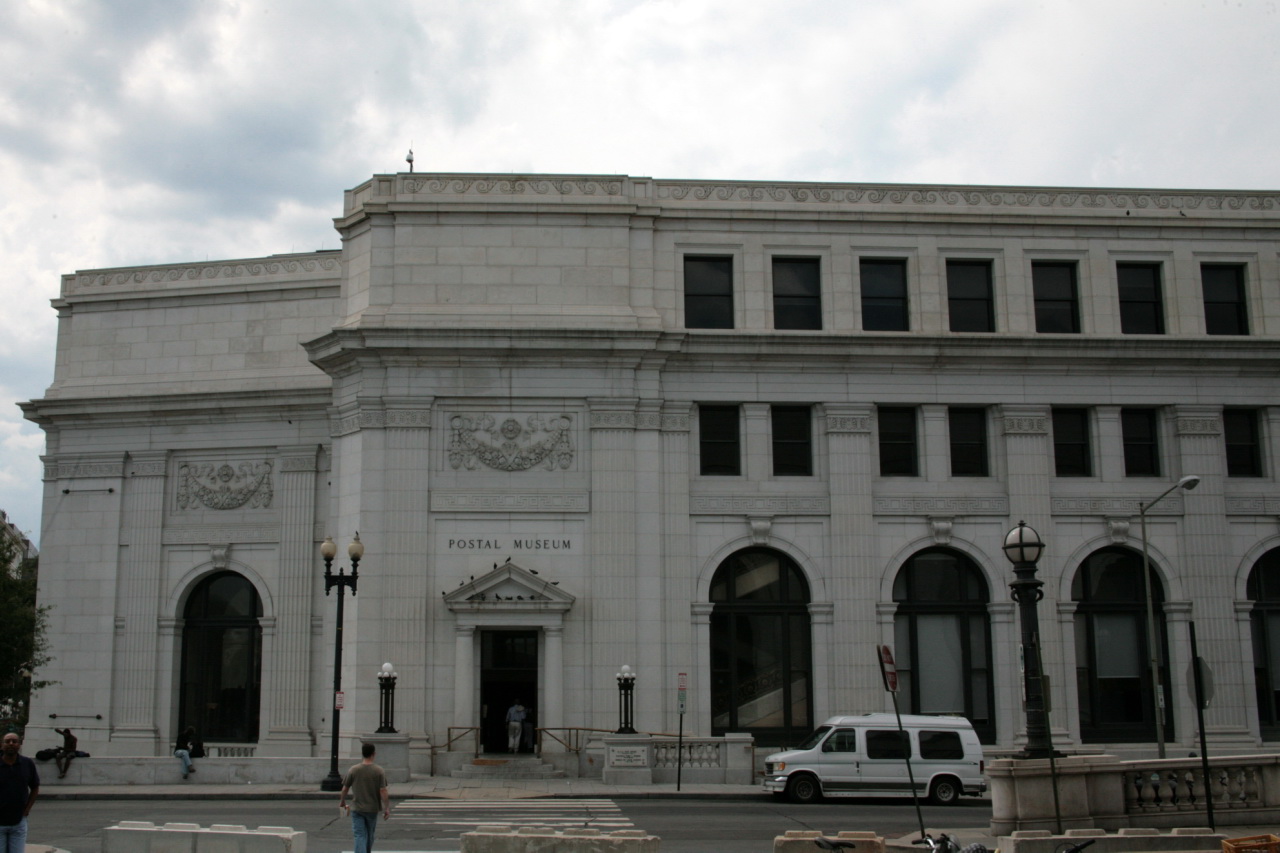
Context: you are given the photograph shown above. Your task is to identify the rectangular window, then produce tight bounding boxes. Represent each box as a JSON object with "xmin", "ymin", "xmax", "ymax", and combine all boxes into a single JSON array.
[
  {"xmin": 698, "ymin": 405, "xmax": 741, "ymax": 475},
  {"xmin": 947, "ymin": 260, "xmax": 995, "ymax": 332},
  {"xmin": 1032, "ymin": 262, "xmax": 1080, "ymax": 333},
  {"xmin": 1121, "ymin": 409, "xmax": 1160, "ymax": 477},
  {"xmin": 919, "ymin": 730, "xmax": 964, "ymax": 760},
  {"xmin": 1117, "ymin": 263, "xmax": 1165, "ymax": 334},
  {"xmin": 1053, "ymin": 408, "xmax": 1092, "ymax": 477},
  {"xmin": 861, "ymin": 258, "xmax": 909, "ymax": 331},
  {"xmin": 949, "ymin": 407, "xmax": 989, "ymax": 476},
  {"xmin": 1202, "ymin": 263, "xmax": 1249, "ymax": 335},
  {"xmin": 684, "ymin": 256, "xmax": 734, "ymax": 329},
  {"xmin": 865, "ymin": 730, "xmax": 911, "ymax": 760},
  {"xmin": 878, "ymin": 407, "xmax": 918, "ymax": 476},
  {"xmin": 771, "ymin": 405, "xmax": 813, "ymax": 476},
  {"xmin": 1225, "ymin": 409, "xmax": 1263, "ymax": 477},
  {"xmin": 772, "ymin": 258, "xmax": 821, "ymax": 330}
]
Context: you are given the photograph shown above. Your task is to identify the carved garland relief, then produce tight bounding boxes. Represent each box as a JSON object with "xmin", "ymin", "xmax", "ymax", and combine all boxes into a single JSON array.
[
  {"xmin": 176, "ymin": 462, "xmax": 274, "ymax": 510},
  {"xmin": 448, "ymin": 415, "xmax": 575, "ymax": 472}
]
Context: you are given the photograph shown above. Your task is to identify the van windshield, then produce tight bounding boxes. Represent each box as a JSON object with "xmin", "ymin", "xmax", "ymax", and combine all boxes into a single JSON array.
[{"xmin": 795, "ymin": 726, "xmax": 831, "ymax": 750}]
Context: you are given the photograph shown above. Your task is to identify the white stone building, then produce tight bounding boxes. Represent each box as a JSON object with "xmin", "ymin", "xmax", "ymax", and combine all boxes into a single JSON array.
[{"xmin": 20, "ymin": 173, "xmax": 1280, "ymax": 768}]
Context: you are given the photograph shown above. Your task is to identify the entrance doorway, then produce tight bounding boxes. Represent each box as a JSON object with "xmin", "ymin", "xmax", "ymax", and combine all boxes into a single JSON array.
[{"xmin": 479, "ymin": 630, "xmax": 538, "ymax": 753}]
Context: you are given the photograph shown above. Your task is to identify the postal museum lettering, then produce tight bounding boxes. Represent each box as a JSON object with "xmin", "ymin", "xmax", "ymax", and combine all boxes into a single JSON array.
[{"xmin": 447, "ymin": 537, "xmax": 575, "ymax": 551}]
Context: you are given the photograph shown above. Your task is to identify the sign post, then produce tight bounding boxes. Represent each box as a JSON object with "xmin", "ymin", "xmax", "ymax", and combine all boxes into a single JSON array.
[
  {"xmin": 676, "ymin": 672, "xmax": 687, "ymax": 791},
  {"xmin": 878, "ymin": 645, "xmax": 925, "ymax": 839}
]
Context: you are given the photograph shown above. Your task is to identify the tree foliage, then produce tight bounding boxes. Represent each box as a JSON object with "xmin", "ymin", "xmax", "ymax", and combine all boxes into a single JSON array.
[{"xmin": 0, "ymin": 535, "xmax": 52, "ymax": 733}]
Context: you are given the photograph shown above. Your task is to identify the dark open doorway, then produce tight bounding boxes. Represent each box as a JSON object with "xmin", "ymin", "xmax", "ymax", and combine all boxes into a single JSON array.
[{"xmin": 479, "ymin": 630, "xmax": 538, "ymax": 753}]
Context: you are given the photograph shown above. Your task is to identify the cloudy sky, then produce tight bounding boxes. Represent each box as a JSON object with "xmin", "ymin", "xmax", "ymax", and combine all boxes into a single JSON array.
[{"xmin": 1, "ymin": 0, "xmax": 1277, "ymax": 544}]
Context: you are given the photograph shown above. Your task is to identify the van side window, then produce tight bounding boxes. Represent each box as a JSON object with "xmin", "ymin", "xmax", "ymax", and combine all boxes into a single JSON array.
[
  {"xmin": 865, "ymin": 729, "xmax": 910, "ymax": 759},
  {"xmin": 919, "ymin": 730, "xmax": 964, "ymax": 759},
  {"xmin": 824, "ymin": 730, "xmax": 858, "ymax": 753}
]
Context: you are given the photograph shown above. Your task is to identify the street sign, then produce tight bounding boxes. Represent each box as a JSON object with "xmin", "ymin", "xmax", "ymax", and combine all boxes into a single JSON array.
[
  {"xmin": 877, "ymin": 645, "xmax": 899, "ymax": 693},
  {"xmin": 335, "ymin": 691, "xmax": 345, "ymax": 710},
  {"xmin": 677, "ymin": 672, "xmax": 688, "ymax": 714}
]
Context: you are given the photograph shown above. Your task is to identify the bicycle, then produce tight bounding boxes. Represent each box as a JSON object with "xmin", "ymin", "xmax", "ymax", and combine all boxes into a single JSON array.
[{"xmin": 910, "ymin": 831, "xmax": 990, "ymax": 853}]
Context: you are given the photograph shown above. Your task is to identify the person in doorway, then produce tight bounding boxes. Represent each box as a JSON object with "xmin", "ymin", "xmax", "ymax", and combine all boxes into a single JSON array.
[
  {"xmin": 505, "ymin": 700, "xmax": 525, "ymax": 753},
  {"xmin": 339, "ymin": 742, "xmax": 390, "ymax": 853},
  {"xmin": 173, "ymin": 727, "xmax": 197, "ymax": 780},
  {"xmin": 0, "ymin": 732, "xmax": 39, "ymax": 852},
  {"xmin": 52, "ymin": 728, "xmax": 77, "ymax": 779},
  {"xmin": 521, "ymin": 705, "xmax": 535, "ymax": 753}
]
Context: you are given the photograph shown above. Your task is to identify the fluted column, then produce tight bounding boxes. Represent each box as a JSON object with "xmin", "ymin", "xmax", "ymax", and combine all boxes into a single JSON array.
[
  {"xmin": 261, "ymin": 447, "xmax": 319, "ymax": 755},
  {"xmin": 662, "ymin": 406, "xmax": 695, "ymax": 728},
  {"xmin": 111, "ymin": 451, "xmax": 167, "ymax": 750},
  {"xmin": 453, "ymin": 624, "xmax": 475, "ymax": 727},
  {"xmin": 633, "ymin": 401, "xmax": 664, "ymax": 729},
  {"xmin": 544, "ymin": 626, "xmax": 564, "ymax": 731}
]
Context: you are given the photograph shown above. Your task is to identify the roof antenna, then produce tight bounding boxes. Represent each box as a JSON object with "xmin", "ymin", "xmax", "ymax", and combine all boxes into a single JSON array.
[{"xmin": 406, "ymin": 143, "xmax": 415, "ymax": 173}]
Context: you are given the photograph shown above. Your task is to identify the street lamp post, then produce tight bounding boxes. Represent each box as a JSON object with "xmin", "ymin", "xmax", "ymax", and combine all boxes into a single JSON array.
[
  {"xmin": 1139, "ymin": 474, "xmax": 1200, "ymax": 759},
  {"xmin": 1003, "ymin": 520, "xmax": 1057, "ymax": 759},
  {"xmin": 320, "ymin": 534, "xmax": 363, "ymax": 792},
  {"xmin": 615, "ymin": 665, "xmax": 636, "ymax": 734},
  {"xmin": 376, "ymin": 662, "xmax": 398, "ymax": 734}
]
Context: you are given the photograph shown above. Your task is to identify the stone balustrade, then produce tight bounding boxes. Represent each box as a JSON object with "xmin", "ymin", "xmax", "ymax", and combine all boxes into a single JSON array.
[
  {"xmin": 460, "ymin": 825, "xmax": 659, "ymax": 853},
  {"xmin": 102, "ymin": 821, "xmax": 305, "ymax": 852},
  {"xmin": 773, "ymin": 830, "xmax": 884, "ymax": 853}
]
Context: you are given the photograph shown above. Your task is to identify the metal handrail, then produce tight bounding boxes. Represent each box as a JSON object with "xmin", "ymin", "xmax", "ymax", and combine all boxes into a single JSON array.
[{"xmin": 445, "ymin": 726, "xmax": 480, "ymax": 757}]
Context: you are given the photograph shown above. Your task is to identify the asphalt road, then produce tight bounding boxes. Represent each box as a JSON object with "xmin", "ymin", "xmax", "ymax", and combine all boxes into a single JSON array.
[{"xmin": 30, "ymin": 796, "xmax": 994, "ymax": 853}]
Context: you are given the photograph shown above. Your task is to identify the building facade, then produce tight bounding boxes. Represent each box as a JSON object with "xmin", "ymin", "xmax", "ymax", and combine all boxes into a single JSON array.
[{"xmin": 21, "ymin": 173, "xmax": 1280, "ymax": 765}]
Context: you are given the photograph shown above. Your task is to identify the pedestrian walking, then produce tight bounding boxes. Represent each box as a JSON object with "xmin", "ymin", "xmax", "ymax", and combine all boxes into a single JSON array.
[
  {"xmin": 0, "ymin": 732, "xmax": 40, "ymax": 852},
  {"xmin": 339, "ymin": 743, "xmax": 389, "ymax": 853}
]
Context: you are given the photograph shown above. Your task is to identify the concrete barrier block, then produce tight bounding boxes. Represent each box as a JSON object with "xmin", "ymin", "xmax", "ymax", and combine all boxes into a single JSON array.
[
  {"xmin": 104, "ymin": 822, "xmax": 306, "ymax": 853},
  {"xmin": 1000, "ymin": 828, "xmax": 1226, "ymax": 853},
  {"xmin": 774, "ymin": 830, "xmax": 884, "ymax": 853},
  {"xmin": 461, "ymin": 825, "xmax": 660, "ymax": 853}
]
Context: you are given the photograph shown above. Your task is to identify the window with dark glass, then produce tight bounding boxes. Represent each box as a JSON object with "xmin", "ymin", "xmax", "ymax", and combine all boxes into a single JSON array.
[
  {"xmin": 710, "ymin": 548, "xmax": 812, "ymax": 747},
  {"xmin": 684, "ymin": 256, "xmax": 734, "ymax": 329},
  {"xmin": 866, "ymin": 730, "xmax": 911, "ymax": 759},
  {"xmin": 949, "ymin": 407, "xmax": 989, "ymax": 476},
  {"xmin": 878, "ymin": 407, "xmax": 918, "ymax": 476},
  {"xmin": 772, "ymin": 258, "xmax": 821, "ymax": 330},
  {"xmin": 179, "ymin": 571, "xmax": 263, "ymax": 742},
  {"xmin": 1117, "ymin": 263, "xmax": 1165, "ymax": 334},
  {"xmin": 1032, "ymin": 262, "xmax": 1080, "ymax": 333},
  {"xmin": 1225, "ymin": 409, "xmax": 1263, "ymax": 478},
  {"xmin": 919, "ymin": 730, "xmax": 965, "ymax": 759},
  {"xmin": 1073, "ymin": 547, "xmax": 1171, "ymax": 742},
  {"xmin": 947, "ymin": 260, "xmax": 995, "ymax": 332},
  {"xmin": 771, "ymin": 405, "xmax": 813, "ymax": 476},
  {"xmin": 1248, "ymin": 548, "xmax": 1280, "ymax": 739},
  {"xmin": 893, "ymin": 548, "xmax": 995, "ymax": 743},
  {"xmin": 861, "ymin": 258, "xmax": 909, "ymax": 331},
  {"xmin": 1121, "ymin": 408, "xmax": 1160, "ymax": 477},
  {"xmin": 699, "ymin": 405, "xmax": 740, "ymax": 475},
  {"xmin": 1202, "ymin": 263, "xmax": 1249, "ymax": 335},
  {"xmin": 1053, "ymin": 408, "xmax": 1092, "ymax": 477}
]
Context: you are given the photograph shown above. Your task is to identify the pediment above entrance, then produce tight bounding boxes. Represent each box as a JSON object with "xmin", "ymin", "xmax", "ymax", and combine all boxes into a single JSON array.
[{"xmin": 444, "ymin": 560, "xmax": 574, "ymax": 613}]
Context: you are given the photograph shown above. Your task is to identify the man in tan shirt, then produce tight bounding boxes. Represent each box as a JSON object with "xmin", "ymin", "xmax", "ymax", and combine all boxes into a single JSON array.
[{"xmin": 339, "ymin": 742, "xmax": 390, "ymax": 853}]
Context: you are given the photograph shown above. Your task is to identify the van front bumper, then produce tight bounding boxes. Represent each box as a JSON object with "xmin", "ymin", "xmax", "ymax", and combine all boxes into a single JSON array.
[{"xmin": 762, "ymin": 776, "xmax": 788, "ymax": 793}]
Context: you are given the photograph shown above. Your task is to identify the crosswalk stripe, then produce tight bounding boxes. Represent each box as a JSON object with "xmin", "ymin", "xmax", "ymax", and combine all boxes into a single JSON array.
[{"xmin": 389, "ymin": 798, "xmax": 632, "ymax": 837}]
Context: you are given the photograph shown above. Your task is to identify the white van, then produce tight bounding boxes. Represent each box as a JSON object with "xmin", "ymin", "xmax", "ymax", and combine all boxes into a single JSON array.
[{"xmin": 762, "ymin": 713, "xmax": 986, "ymax": 805}]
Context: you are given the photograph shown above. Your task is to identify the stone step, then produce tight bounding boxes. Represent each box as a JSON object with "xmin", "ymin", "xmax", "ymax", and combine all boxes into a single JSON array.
[{"xmin": 451, "ymin": 757, "xmax": 566, "ymax": 779}]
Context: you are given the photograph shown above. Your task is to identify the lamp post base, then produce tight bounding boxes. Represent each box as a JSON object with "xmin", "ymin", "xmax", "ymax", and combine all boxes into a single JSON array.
[{"xmin": 320, "ymin": 772, "xmax": 344, "ymax": 791}]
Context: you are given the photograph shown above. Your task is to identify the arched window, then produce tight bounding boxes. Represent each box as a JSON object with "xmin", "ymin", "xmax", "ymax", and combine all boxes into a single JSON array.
[
  {"xmin": 179, "ymin": 572, "xmax": 263, "ymax": 743},
  {"xmin": 710, "ymin": 548, "xmax": 812, "ymax": 747},
  {"xmin": 892, "ymin": 548, "xmax": 995, "ymax": 743},
  {"xmin": 1248, "ymin": 547, "xmax": 1280, "ymax": 739},
  {"xmin": 1073, "ymin": 547, "xmax": 1171, "ymax": 743}
]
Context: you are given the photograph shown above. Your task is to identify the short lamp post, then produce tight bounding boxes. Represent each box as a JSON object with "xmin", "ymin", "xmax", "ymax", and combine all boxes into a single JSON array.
[
  {"xmin": 1003, "ymin": 521, "xmax": 1057, "ymax": 760},
  {"xmin": 615, "ymin": 665, "xmax": 636, "ymax": 734},
  {"xmin": 320, "ymin": 534, "xmax": 363, "ymax": 792},
  {"xmin": 376, "ymin": 662, "xmax": 398, "ymax": 734},
  {"xmin": 1139, "ymin": 474, "xmax": 1200, "ymax": 759}
]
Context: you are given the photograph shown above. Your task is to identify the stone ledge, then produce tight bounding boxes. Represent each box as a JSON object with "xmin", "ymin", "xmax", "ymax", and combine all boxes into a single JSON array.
[
  {"xmin": 1001, "ymin": 828, "xmax": 1224, "ymax": 853},
  {"xmin": 461, "ymin": 825, "xmax": 660, "ymax": 853},
  {"xmin": 102, "ymin": 821, "xmax": 306, "ymax": 852},
  {"xmin": 775, "ymin": 830, "xmax": 885, "ymax": 853}
]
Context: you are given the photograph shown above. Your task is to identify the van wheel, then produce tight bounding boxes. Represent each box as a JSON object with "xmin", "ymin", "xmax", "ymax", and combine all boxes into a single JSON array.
[
  {"xmin": 929, "ymin": 776, "xmax": 961, "ymax": 805},
  {"xmin": 787, "ymin": 774, "xmax": 822, "ymax": 804}
]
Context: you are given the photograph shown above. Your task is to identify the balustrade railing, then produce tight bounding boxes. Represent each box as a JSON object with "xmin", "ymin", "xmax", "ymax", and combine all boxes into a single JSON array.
[
  {"xmin": 1122, "ymin": 757, "xmax": 1269, "ymax": 818},
  {"xmin": 652, "ymin": 739, "xmax": 724, "ymax": 769}
]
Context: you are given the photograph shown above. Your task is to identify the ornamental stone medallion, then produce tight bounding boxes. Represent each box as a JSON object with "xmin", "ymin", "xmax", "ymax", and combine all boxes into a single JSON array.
[
  {"xmin": 448, "ymin": 414, "xmax": 574, "ymax": 472},
  {"xmin": 176, "ymin": 461, "xmax": 274, "ymax": 510}
]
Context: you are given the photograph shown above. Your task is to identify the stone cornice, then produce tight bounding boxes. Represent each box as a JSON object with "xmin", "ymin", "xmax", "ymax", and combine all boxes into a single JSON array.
[{"xmin": 63, "ymin": 253, "xmax": 342, "ymax": 294}]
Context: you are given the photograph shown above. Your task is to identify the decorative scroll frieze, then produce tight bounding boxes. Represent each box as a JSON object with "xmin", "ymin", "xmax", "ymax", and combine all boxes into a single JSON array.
[
  {"xmin": 129, "ymin": 461, "xmax": 167, "ymax": 477},
  {"xmin": 50, "ymin": 460, "xmax": 125, "ymax": 479},
  {"xmin": 70, "ymin": 256, "xmax": 340, "ymax": 289},
  {"xmin": 1003, "ymin": 416, "xmax": 1048, "ymax": 435},
  {"xmin": 448, "ymin": 414, "xmax": 574, "ymax": 472},
  {"xmin": 1176, "ymin": 416, "xmax": 1221, "ymax": 436},
  {"xmin": 635, "ymin": 412, "xmax": 662, "ymax": 430},
  {"xmin": 279, "ymin": 455, "xmax": 318, "ymax": 473},
  {"xmin": 430, "ymin": 492, "xmax": 590, "ymax": 512},
  {"xmin": 161, "ymin": 526, "xmax": 278, "ymax": 545},
  {"xmin": 332, "ymin": 409, "xmax": 432, "ymax": 437},
  {"xmin": 176, "ymin": 462, "xmax": 274, "ymax": 510},
  {"xmin": 874, "ymin": 496, "xmax": 1009, "ymax": 515},
  {"xmin": 661, "ymin": 414, "xmax": 691, "ymax": 432},
  {"xmin": 826, "ymin": 415, "xmax": 872, "ymax": 433},
  {"xmin": 654, "ymin": 182, "xmax": 1280, "ymax": 212},
  {"xmin": 691, "ymin": 495, "xmax": 829, "ymax": 515},
  {"xmin": 1052, "ymin": 496, "xmax": 1184, "ymax": 515},
  {"xmin": 589, "ymin": 411, "xmax": 636, "ymax": 430},
  {"xmin": 1225, "ymin": 497, "xmax": 1280, "ymax": 515},
  {"xmin": 401, "ymin": 177, "xmax": 624, "ymax": 197}
]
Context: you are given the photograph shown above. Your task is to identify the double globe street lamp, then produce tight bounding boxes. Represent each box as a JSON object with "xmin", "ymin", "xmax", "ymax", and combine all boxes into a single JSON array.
[
  {"xmin": 1003, "ymin": 520, "xmax": 1057, "ymax": 759},
  {"xmin": 320, "ymin": 534, "xmax": 363, "ymax": 792}
]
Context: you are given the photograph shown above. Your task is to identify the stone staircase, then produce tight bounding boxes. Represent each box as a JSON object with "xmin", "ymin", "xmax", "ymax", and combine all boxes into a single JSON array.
[{"xmin": 451, "ymin": 755, "xmax": 566, "ymax": 780}]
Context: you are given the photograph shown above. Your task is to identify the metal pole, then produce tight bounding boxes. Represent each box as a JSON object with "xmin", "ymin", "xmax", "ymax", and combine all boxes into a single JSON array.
[
  {"xmin": 1140, "ymin": 503, "xmax": 1167, "ymax": 758},
  {"xmin": 321, "ymin": 577, "xmax": 346, "ymax": 790},
  {"xmin": 1189, "ymin": 621, "xmax": 1215, "ymax": 831},
  {"xmin": 1010, "ymin": 559, "xmax": 1056, "ymax": 758}
]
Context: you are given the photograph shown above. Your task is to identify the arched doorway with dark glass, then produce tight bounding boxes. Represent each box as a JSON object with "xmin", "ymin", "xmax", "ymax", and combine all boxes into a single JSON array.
[
  {"xmin": 709, "ymin": 547, "xmax": 813, "ymax": 748},
  {"xmin": 1248, "ymin": 546, "xmax": 1280, "ymax": 741},
  {"xmin": 1072, "ymin": 546, "xmax": 1173, "ymax": 743},
  {"xmin": 178, "ymin": 571, "xmax": 264, "ymax": 743},
  {"xmin": 891, "ymin": 547, "xmax": 996, "ymax": 743}
]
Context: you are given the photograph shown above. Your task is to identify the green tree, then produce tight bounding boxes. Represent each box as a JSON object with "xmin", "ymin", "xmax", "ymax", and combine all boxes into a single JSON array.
[{"xmin": 0, "ymin": 535, "xmax": 51, "ymax": 733}]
